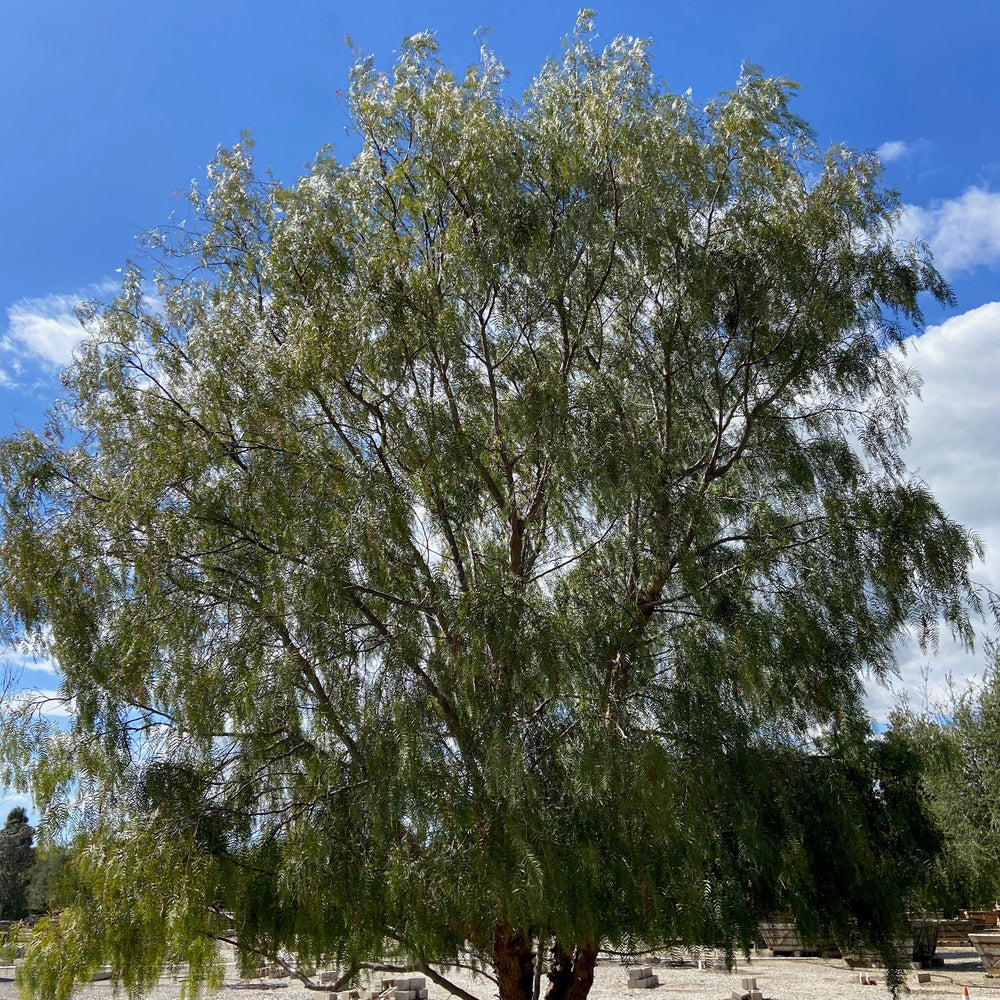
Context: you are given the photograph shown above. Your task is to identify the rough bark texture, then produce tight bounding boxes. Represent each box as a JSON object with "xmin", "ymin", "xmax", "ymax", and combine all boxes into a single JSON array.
[
  {"xmin": 494, "ymin": 924, "xmax": 536, "ymax": 1000},
  {"xmin": 545, "ymin": 942, "xmax": 598, "ymax": 1000}
]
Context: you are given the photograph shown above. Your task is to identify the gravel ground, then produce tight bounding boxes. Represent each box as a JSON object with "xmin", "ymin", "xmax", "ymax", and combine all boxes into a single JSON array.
[{"xmin": 0, "ymin": 948, "xmax": 996, "ymax": 1000}]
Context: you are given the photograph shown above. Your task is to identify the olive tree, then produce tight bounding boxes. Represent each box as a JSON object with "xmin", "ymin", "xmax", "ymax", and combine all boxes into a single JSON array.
[
  {"xmin": 891, "ymin": 658, "xmax": 1000, "ymax": 911},
  {"xmin": 0, "ymin": 16, "xmax": 979, "ymax": 1000}
]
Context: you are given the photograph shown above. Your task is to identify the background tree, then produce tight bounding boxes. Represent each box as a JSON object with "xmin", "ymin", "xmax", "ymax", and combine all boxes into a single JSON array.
[
  {"xmin": 0, "ymin": 807, "xmax": 35, "ymax": 921},
  {"xmin": 26, "ymin": 846, "xmax": 69, "ymax": 917},
  {"xmin": 0, "ymin": 16, "xmax": 980, "ymax": 1000},
  {"xmin": 891, "ymin": 658, "xmax": 1000, "ymax": 911}
]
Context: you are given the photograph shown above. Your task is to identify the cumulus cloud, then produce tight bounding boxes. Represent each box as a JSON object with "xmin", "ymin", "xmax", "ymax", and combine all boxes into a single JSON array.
[
  {"xmin": 877, "ymin": 140, "xmax": 910, "ymax": 163},
  {"xmin": 2, "ymin": 279, "xmax": 120, "ymax": 375},
  {"xmin": 865, "ymin": 302, "xmax": 1000, "ymax": 721},
  {"xmin": 897, "ymin": 188, "xmax": 1000, "ymax": 275},
  {"xmin": 3, "ymin": 292, "xmax": 88, "ymax": 368},
  {"xmin": 3, "ymin": 647, "xmax": 60, "ymax": 683},
  {"xmin": 902, "ymin": 302, "xmax": 1000, "ymax": 531}
]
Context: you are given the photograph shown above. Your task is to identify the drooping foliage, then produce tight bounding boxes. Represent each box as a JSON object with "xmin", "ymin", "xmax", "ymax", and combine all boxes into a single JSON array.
[{"xmin": 0, "ymin": 15, "xmax": 980, "ymax": 1000}]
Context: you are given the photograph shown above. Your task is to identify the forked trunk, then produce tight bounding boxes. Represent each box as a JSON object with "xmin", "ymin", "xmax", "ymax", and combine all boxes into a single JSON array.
[
  {"xmin": 493, "ymin": 925, "xmax": 598, "ymax": 1000},
  {"xmin": 494, "ymin": 924, "xmax": 536, "ymax": 1000},
  {"xmin": 544, "ymin": 941, "xmax": 598, "ymax": 1000}
]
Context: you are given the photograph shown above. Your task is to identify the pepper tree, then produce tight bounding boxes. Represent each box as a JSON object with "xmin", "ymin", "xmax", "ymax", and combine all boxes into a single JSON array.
[{"xmin": 0, "ymin": 15, "xmax": 978, "ymax": 1000}]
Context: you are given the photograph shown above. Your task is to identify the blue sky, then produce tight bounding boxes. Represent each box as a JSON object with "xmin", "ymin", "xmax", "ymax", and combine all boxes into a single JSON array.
[{"xmin": 2, "ymin": 0, "xmax": 1000, "ymax": 783}]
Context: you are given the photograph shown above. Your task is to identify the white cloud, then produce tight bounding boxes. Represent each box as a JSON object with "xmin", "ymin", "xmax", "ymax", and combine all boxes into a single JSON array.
[
  {"xmin": 2, "ymin": 279, "xmax": 120, "ymax": 374},
  {"xmin": 902, "ymin": 302, "xmax": 1000, "ymax": 532},
  {"xmin": 866, "ymin": 302, "xmax": 1000, "ymax": 721},
  {"xmin": 878, "ymin": 140, "xmax": 909, "ymax": 163},
  {"xmin": 3, "ymin": 647, "xmax": 60, "ymax": 681},
  {"xmin": 4, "ymin": 292, "xmax": 88, "ymax": 368},
  {"xmin": 5, "ymin": 689, "xmax": 74, "ymax": 719},
  {"xmin": 897, "ymin": 187, "xmax": 1000, "ymax": 275}
]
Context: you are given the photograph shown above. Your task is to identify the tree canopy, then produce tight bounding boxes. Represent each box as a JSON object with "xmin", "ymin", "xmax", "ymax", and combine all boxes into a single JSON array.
[{"xmin": 0, "ymin": 16, "xmax": 981, "ymax": 1000}]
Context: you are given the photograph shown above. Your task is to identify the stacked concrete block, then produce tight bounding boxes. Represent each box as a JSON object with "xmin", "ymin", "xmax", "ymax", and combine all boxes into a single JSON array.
[
  {"xmin": 357, "ymin": 976, "xmax": 428, "ymax": 1000},
  {"xmin": 360, "ymin": 979, "xmax": 395, "ymax": 1000},
  {"xmin": 393, "ymin": 975, "xmax": 429, "ymax": 1000},
  {"xmin": 627, "ymin": 967, "xmax": 660, "ymax": 989},
  {"xmin": 734, "ymin": 976, "xmax": 763, "ymax": 1000},
  {"xmin": 696, "ymin": 953, "xmax": 726, "ymax": 971},
  {"xmin": 328, "ymin": 991, "xmax": 361, "ymax": 1000}
]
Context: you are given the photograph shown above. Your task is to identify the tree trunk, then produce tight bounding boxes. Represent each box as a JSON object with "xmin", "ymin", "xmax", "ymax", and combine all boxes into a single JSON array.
[
  {"xmin": 494, "ymin": 923, "xmax": 536, "ymax": 1000},
  {"xmin": 545, "ymin": 941, "xmax": 598, "ymax": 1000},
  {"xmin": 533, "ymin": 933, "xmax": 546, "ymax": 1000}
]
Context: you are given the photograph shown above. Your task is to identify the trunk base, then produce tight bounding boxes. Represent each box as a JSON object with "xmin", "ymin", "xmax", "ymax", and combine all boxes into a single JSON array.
[
  {"xmin": 545, "ymin": 941, "xmax": 598, "ymax": 1000},
  {"xmin": 494, "ymin": 924, "xmax": 535, "ymax": 1000}
]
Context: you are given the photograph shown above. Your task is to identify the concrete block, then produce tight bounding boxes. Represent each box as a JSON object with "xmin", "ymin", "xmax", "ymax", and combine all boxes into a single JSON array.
[
  {"xmin": 732, "ymin": 992, "xmax": 749, "ymax": 1000},
  {"xmin": 917, "ymin": 973, "xmax": 931, "ymax": 984},
  {"xmin": 417, "ymin": 991, "xmax": 428, "ymax": 999},
  {"xmin": 750, "ymin": 991, "xmax": 763, "ymax": 1000},
  {"xmin": 741, "ymin": 979, "xmax": 757, "ymax": 991}
]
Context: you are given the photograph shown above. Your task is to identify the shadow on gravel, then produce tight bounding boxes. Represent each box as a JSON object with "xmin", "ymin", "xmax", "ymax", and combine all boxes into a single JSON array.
[
  {"xmin": 936, "ymin": 949, "xmax": 987, "ymax": 973},
  {"xmin": 941, "ymin": 958, "xmax": 986, "ymax": 971},
  {"xmin": 227, "ymin": 985, "xmax": 290, "ymax": 990}
]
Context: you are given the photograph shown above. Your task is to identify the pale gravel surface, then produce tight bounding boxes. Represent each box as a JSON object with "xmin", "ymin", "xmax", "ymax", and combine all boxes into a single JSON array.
[{"xmin": 0, "ymin": 949, "xmax": 997, "ymax": 1000}]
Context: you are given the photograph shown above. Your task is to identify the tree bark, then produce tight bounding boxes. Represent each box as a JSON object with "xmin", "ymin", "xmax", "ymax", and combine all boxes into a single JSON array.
[
  {"xmin": 533, "ymin": 933, "xmax": 546, "ymax": 1000},
  {"xmin": 545, "ymin": 941, "xmax": 598, "ymax": 1000},
  {"xmin": 494, "ymin": 923, "xmax": 536, "ymax": 1000}
]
